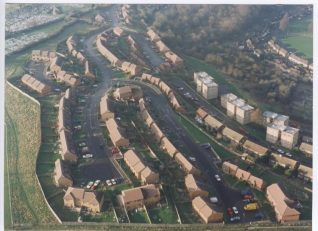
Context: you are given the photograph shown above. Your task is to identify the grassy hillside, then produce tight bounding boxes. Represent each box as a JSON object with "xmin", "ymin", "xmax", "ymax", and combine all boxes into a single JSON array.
[{"xmin": 5, "ymin": 83, "xmax": 57, "ymax": 228}]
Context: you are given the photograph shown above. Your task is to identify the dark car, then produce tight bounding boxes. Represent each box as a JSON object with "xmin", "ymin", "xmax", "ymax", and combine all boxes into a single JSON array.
[{"xmin": 254, "ymin": 212, "xmax": 264, "ymax": 220}]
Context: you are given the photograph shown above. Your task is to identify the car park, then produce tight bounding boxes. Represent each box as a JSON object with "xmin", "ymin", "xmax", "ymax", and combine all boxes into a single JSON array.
[
  {"xmin": 214, "ymin": 174, "xmax": 221, "ymax": 182},
  {"xmin": 86, "ymin": 181, "xmax": 94, "ymax": 189}
]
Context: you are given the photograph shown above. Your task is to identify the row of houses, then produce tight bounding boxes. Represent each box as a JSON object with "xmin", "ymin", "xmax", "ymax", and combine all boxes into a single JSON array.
[
  {"xmin": 192, "ymin": 196, "xmax": 223, "ymax": 224},
  {"xmin": 96, "ymin": 32, "xmax": 141, "ymax": 76},
  {"xmin": 141, "ymin": 73, "xmax": 184, "ymax": 112},
  {"xmin": 21, "ymin": 74, "xmax": 51, "ymax": 95},
  {"xmin": 54, "ymin": 159, "xmax": 73, "ymax": 188},
  {"xmin": 117, "ymin": 184, "xmax": 160, "ymax": 210},
  {"xmin": 121, "ymin": 4, "xmax": 131, "ymax": 24},
  {"xmin": 221, "ymin": 93, "xmax": 256, "ymax": 125},
  {"xmin": 106, "ymin": 118, "xmax": 130, "ymax": 148},
  {"xmin": 58, "ymin": 95, "xmax": 78, "ymax": 162},
  {"xmin": 139, "ymin": 98, "xmax": 199, "ymax": 175},
  {"xmin": 31, "ymin": 50, "xmax": 56, "ymax": 62},
  {"xmin": 113, "ymin": 85, "xmax": 143, "ymax": 101},
  {"xmin": 66, "ymin": 35, "xmax": 95, "ymax": 78},
  {"xmin": 127, "ymin": 35, "xmax": 138, "ymax": 51},
  {"xmin": 222, "ymin": 161, "xmax": 265, "ymax": 190},
  {"xmin": 196, "ymin": 108, "xmax": 269, "ymax": 158},
  {"xmin": 50, "ymin": 57, "xmax": 80, "ymax": 87},
  {"xmin": 123, "ymin": 149, "xmax": 159, "ymax": 184},
  {"xmin": 146, "ymin": 29, "xmax": 183, "ymax": 66},
  {"xmin": 268, "ymin": 39, "xmax": 313, "ymax": 71}
]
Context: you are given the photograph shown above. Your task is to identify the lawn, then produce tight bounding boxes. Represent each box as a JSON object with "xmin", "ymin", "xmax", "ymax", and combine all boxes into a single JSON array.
[
  {"xmin": 83, "ymin": 203, "xmax": 117, "ymax": 222},
  {"xmin": 281, "ymin": 16, "xmax": 313, "ymax": 59},
  {"xmin": 127, "ymin": 209, "xmax": 150, "ymax": 223},
  {"xmin": 5, "ymin": 83, "xmax": 57, "ymax": 226},
  {"xmin": 148, "ymin": 205, "xmax": 179, "ymax": 224}
]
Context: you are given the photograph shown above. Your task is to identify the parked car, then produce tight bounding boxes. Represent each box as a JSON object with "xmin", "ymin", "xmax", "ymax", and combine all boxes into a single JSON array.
[
  {"xmin": 244, "ymin": 203, "xmax": 259, "ymax": 211},
  {"xmin": 91, "ymin": 180, "xmax": 101, "ymax": 190},
  {"xmin": 83, "ymin": 154, "xmax": 93, "ymax": 159},
  {"xmin": 106, "ymin": 180, "xmax": 112, "ymax": 186},
  {"xmin": 111, "ymin": 179, "xmax": 116, "ymax": 185},
  {"xmin": 285, "ymin": 152, "xmax": 293, "ymax": 157},
  {"xmin": 214, "ymin": 174, "xmax": 221, "ymax": 182},
  {"xmin": 86, "ymin": 181, "xmax": 94, "ymax": 189},
  {"xmin": 210, "ymin": 197, "xmax": 218, "ymax": 204},
  {"xmin": 78, "ymin": 142, "xmax": 86, "ymax": 147},
  {"xmin": 189, "ymin": 156, "xmax": 196, "ymax": 162},
  {"xmin": 232, "ymin": 206, "xmax": 239, "ymax": 214},
  {"xmin": 227, "ymin": 208, "xmax": 234, "ymax": 216},
  {"xmin": 82, "ymin": 147, "xmax": 89, "ymax": 153}
]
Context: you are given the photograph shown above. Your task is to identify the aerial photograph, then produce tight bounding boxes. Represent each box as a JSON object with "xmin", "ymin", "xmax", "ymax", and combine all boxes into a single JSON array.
[{"xmin": 4, "ymin": 2, "xmax": 313, "ymax": 231}]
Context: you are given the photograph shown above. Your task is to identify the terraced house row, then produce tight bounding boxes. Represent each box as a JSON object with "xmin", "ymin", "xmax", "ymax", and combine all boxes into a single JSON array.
[
  {"xmin": 96, "ymin": 31, "xmax": 141, "ymax": 76},
  {"xmin": 139, "ymin": 98, "xmax": 199, "ymax": 175},
  {"xmin": 141, "ymin": 73, "xmax": 184, "ymax": 112},
  {"xmin": 121, "ymin": 4, "xmax": 131, "ymax": 24},
  {"xmin": 21, "ymin": 74, "xmax": 51, "ymax": 95},
  {"xmin": 146, "ymin": 28, "xmax": 183, "ymax": 66},
  {"xmin": 50, "ymin": 57, "xmax": 80, "ymax": 87},
  {"xmin": 66, "ymin": 35, "xmax": 95, "ymax": 78}
]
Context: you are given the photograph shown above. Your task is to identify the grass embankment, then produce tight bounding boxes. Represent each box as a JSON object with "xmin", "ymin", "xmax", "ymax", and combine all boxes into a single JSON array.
[
  {"xmin": 5, "ymin": 83, "xmax": 57, "ymax": 227},
  {"xmin": 282, "ymin": 16, "xmax": 313, "ymax": 59}
]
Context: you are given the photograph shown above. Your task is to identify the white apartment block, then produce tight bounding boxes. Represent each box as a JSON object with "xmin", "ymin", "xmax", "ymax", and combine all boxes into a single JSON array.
[
  {"xmin": 236, "ymin": 104, "xmax": 255, "ymax": 125},
  {"xmin": 266, "ymin": 124, "xmax": 284, "ymax": 144},
  {"xmin": 227, "ymin": 98, "xmax": 245, "ymax": 118},
  {"xmin": 194, "ymin": 72, "xmax": 218, "ymax": 99},
  {"xmin": 266, "ymin": 124, "xmax": 299, "ymax": 149},
  {"xmin": 221, "ymin": 93, "xmax": 237, "ymax": 108},
  {"xmin": 263, "ymin": 111, "xmax": 289, "ymax": 126}
]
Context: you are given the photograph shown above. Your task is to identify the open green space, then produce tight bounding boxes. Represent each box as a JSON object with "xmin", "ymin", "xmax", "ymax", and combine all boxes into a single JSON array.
[
  {"xmin": 83, "ymin": 203, "xmax": 117, "ymax": 222},
  {"xmin": 148, "ymin": 205, "xmax": 179, "ymax": 224},
  {"xmin": 128, "ymin": 209, "xmax": 150, "ymax": 223},
  {"xmin": 5, "ymin": 83, "xmax": 57, "ymax": 226},
  {"xmin": 281, "ymin": 16, "xmax": 313, "ymax": 59}
]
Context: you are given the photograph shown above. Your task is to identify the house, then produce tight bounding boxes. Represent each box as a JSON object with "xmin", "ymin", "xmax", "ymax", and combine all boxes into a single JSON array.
[
  {"xmin": 64, "ymin": 187, "xmax": 104, "ymax": 213},
  {"xmin": 54, "ymin": 159, "xmax": 73, "ymax": 188},
  {"xmin": 155, "ymin": 40, "xmax": 170, "ymax": 53},
  {"xmin": 247, "ymin": 175, "xmax": 265, "ymax": 191},
  {"xmin": 21, "ymin": 74, "xmax": 51, "ymax": 94},
  {"xmin": 164, "ymin": 51, "xmax": 183, "ymax": 65},
  {"xmin": 58, "ymin": 96, "xmax": 72, "ymax": 132},
  {"xmin": 242, "ymin": 140, "xmax": 268, "ymax": 157},
  {"xmin": 222, "ymin": 161, "xmax": 238, "ymax": 176},
  {"xmin": 105, "ymin": 118, "xmax": 129, "ymax": 147},
  {"xmin": 113, "ymin": 86, "xmax": 132, "ymax": 100},
  {"xmin": 204, "ymin": 115, "xmax": 224, "ymax": 131},
  {"xmin": 95, "ymin": 14, "xmax": 105, "ymax": 24},
  {"xmin": 280, "ymin": 126, "xmax": 299, "ymax": 149},
  {"xmin": 220, "ymin": 93, "xmax": 237, "ymax": 109},
  {"xmin": 113, "ymin": 27, "xmax": 124, "ymax": 37},
  {"xmin": 96, "ymin": 34, "xmax": 121, "ymax": 66},
  {"xmin": 147, "ymin": 29, "xmax": 160, "ymax": 42},
  {"xmin": 150, "ymin": 123, "xmax": 165, "ymax": 142},
  {"xmin": 84, "ymin": 61, "xmax": 95, "ymax": 78},
  {"xmin": 124, "ymin": 150, "xmax": 159, "ymax": 184},
  {"xmin": 31, "ymin": 50, "xmax": 56, "ymax": 62},
  {"xmin": 175, "ymin": 152, "xmax": 199, "ymax": 175},
  {"xmin": 235, "ymin": 168, "xmax": 251, "ymax": 181},
  {"xmin": 266, "ymin": 184, "xmax": 300, "ymax": 223},
  {"xmin": 158, "ymin": 81, "xmax": 172, "ymax": 95},
  {"xmin": 192, "ymin": 196, "xmax": 223, "ymax": 223},
  {"xmin": 118, "ymin": 184, "xmax": 160, "ymax": 210},
  {"xmin": 270, "ymin": 153, "xmax": 298, "ymax": 170},
  {"xmin": 185, "ymin": 174, "xmax": 209, "ymax": 199},
  {"xmin": 100, "ymin": 94, "xmax": 114, "ymax": 120},
  {"xmin": 299, "ymin": 142, "xmax": 312, "ymax": 156},
  {"xmin": 196, "ymin": 108, "xmax": 208, "ymax": 120},
  {"xmin": 160, "ymin": 137, "xmax": 178, "ymax": 158},
  {"xmin": 222, "ymin": 127, "xmax": 244, "ymax": 144},
  {"xmin": 168, "ymin": 92, "xmax": 183, "ymax": 112},
  {"xmin": 297, "ymin": 164, "xmax": 312, "ymax": 182},
  {"xmin": 59, "ymin": 129, "xmax": 78, "ymax": 162}
]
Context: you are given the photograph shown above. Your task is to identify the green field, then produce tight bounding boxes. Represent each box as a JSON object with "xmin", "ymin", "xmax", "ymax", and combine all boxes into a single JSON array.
[
  {"xmin": 5, "ymin": 83, "xmax": 57, "ymax": 227},
  {"xmin": 148, "ymin": 206, "xmax": 179, "ymax": 224},
  {"xmin": 281, "ymin": 16, "xmax": 313, "ymax": 59}
]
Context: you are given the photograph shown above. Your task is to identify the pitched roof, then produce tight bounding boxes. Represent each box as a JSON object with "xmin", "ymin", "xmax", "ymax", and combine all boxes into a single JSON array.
[
  {"xmin": 298, "ymin": 164, "xmax": 312, "ymax": 180},
  {"xmin": 271, "ymin": 153, "xmax": 298, "ymax": 169},
  {"xmin": 235, "ymin": 168, "xmax": 251, "ymax": 181},
  {"xmin": 196, "ymin": 108, "xmax": 208, "ymax": 120},
  {"xmin": 204, "ymin": 115, "xmax": 223, "ymax": 130},
  {"xmin": 105, "ymin": 118, "xmax": 128, "ymax": 145},
  {"xmin": 175, "ymin": 152, "xmax": 195, "ymax": 173},
  {"xmin": 222, "ymin": 127, "xmax": 244, "ymax": 143},
  {"xmin": 299, "ymin": 142, "xmax": 312, "ymax": 155},
  {"xmin": 242, "ymin": 140, "xmax": 268, "ymax": 156}
]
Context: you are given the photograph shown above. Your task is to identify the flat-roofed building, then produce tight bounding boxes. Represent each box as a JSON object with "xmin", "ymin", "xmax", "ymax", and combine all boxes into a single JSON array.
[
  {"xmin": 64, "ymin": 187, "xmax": 104, "ymax": 213},
  {"xmin": 54, "ymin": 159, "xmax": 73, "ymax": 188},
  {"xmin": 192, "ymin": 196, "xmax": 223, "ymax": 223},
  {"xmin": 194, "ymin": 72, "xmax": 218, "ymax": 99},
  {"xmin": 221, "ymin": 93, "xmax": 237, "ymax": 109},
  {"xmin": 105, "ymin": 118, "xmax": 129, "ymax": 147},
  {"xmin": 222, "ymin": 127, "xmax": 244, "ymax": 144},
  {"xmin": 175, "ymin": 152, "xmax": 199, "ymax": 175},
  {"xmin": 185, "ymin": 174, "xmax": 209, "ymax": 199},
  {"xmin": 226, "ymin": 98, "xmax": 245, "ymax": 118},
  {"xmin": 222, "ymin": 161, "xmax": 239, "ymax": 176},
  {"xmin": 59, "ymin": 129, "xmax": 78, "ymax": 162},
  {"xmin": 204, "ymin": 115, "xmax": 223, "ymax": 131},
  {"xmin": 297, "ymin": 164, "xmax": 312, "ymax": 182},
  {"xmin": 242, "ymin": 140, "xmax": 268, "ymax": 157},
  {"xmin": 147, "ymin": 29, "xmax": 160, "ymax": 42},
  {"xmin": 160, "ymin": 137, "xmax": 178, "ymax": 158},
  {"xmin": 263, "ymin": 111, "xmax": 278, "ymax": 125},
  {"xmin": 266, "ymin": 183, "xmax": 300, "ymax": 223},
  {"xmin": 21, "ymin": 74, "xmax": 51, "ymax": 94},
  {"xmin": 236, "ymin": 104, "xmax": 255, "ymax": 125},
  {"xmin": 113, "ymin": 27, "xmax": 124, "ymax": 37},
  {"xmin": 235, "ymin": 168, "xmax": 251, "ymax": 182},
  {"xmin": 270, "ymin": 153, "xmax": 298, "ymax": 169},
  {"xmin": 100, "ymin": 94, "xmax": 114, "ymax": 120},
  {"xmin": 113, "ymin": 86, "xmax": 132, "ymax": 100},
  {"xmin": 118, "ymin": 184, "xmax": 160, "ymax": 210},
  {"xmin": 273, "ymin": 115, "xmax": 289, "ymax": 126},
  {"xmin": 124, "ymin": 150, "xmax": 159, "ymax": 184},
  {"xmin": 266, "ymin": 123, "xmax": 284, "ymax": 144},
  {"xmin": 299, "ymin": 142, "xmax": 312, "ymax": 156},
  {"xmin": 280, "ymin": 126, "xmax": 299, "ymax": 149}
]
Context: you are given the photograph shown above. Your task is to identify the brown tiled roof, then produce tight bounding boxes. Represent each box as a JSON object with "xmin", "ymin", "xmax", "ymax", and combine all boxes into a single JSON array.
[
  {"xmin": 204, "ymin": 115, "xmax": 223, "ymax": 130},
  {"xmin": 243, "ymin": 140, "xmax": 268, "ymax": 156},
  {"xmin": 196, "ymin": 108, "xmax": 208, "ymax": 119},
  {"xmin": 271, "ymin": 153, "xmax": 298, "ymax": 169},
  {"xmin": 222, "ymin": 127, "xmax": 244, "ymax": 143}
]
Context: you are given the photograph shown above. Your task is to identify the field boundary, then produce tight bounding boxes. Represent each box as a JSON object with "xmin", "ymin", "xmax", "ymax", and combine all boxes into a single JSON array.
[{"xmin": 6, "ymin": 81, "xmax": 62, "ymax": 224}]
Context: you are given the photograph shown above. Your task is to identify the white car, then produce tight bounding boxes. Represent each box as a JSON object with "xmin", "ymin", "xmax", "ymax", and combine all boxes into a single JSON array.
[
  {"xmin": 214, "ymin": 174, "xmax": 221, "ymax": 182},
  {"xmin": 106, "ymin": 180, "xmax": 112, "ymax": 186},
  {"xmin": 277, "ymin": 149, "xmax": 284, "ymax": 154},
  {"xmin": 111, "ymin": 179, "xmax": 117, "ymax": 185},
  {"xmin": 78, "ymin": 142, "xmax": 86, "ymax": 147},
  {"xmin": 93, "ymin": 180, "xmax": 101, "ymax": 189},
  {"xmin": 210, "ymin": 197, "xmax": 218, "ymax": 203},
  {"xmin": 189, "ymin": 156, "xmax": 196, "ymax": 162},
  {"xmin": 86, "ymin": 181, "xmax": 94, "ymax": 189},
  {"xmin": 232, "ymin": 206, "xmax": 239, "ymax": 215},
  {"xmin": 285, "ymin": 152, "xmax": 292, "ymax": 157},
  {"xmin": 82, "ymin": 147, "xmax": 89, "ymax": 152},
  {"xmin": 83, "ymin": 154, "xmax": 93, "ymax": 159}
]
